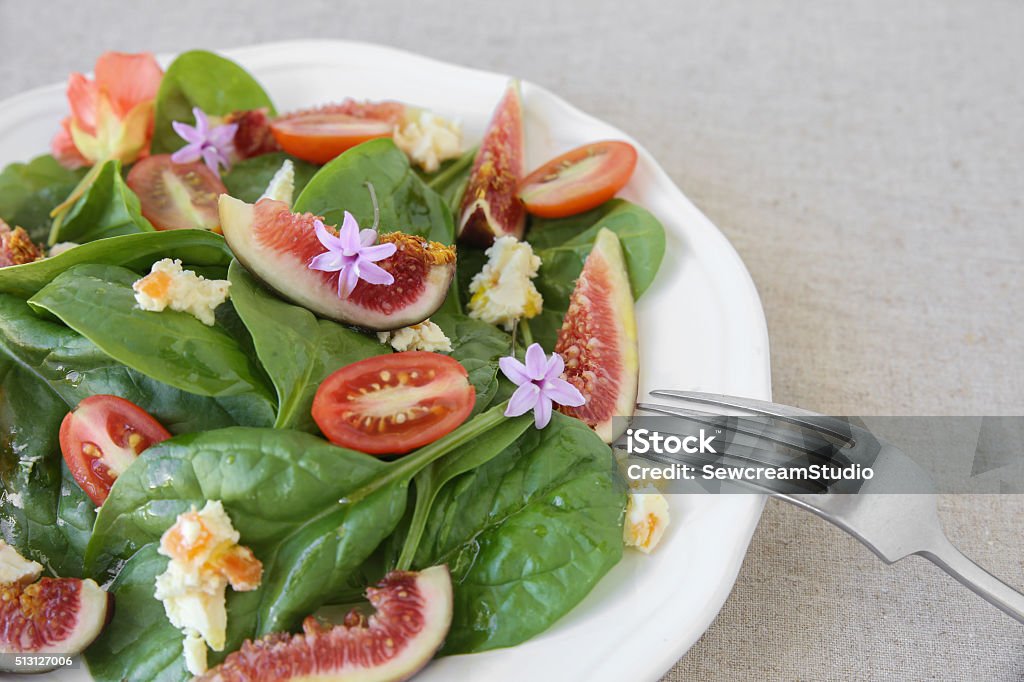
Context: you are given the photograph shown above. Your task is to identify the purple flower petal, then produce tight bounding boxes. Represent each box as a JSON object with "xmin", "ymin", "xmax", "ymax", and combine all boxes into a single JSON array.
[
  {"xmin": 533, "ymin": 396, "xmax": 553, "ymax": 429},
  {"xmin": 359, "ymin": 229, "xmax": 378, "ymax": 247},
  {"xmin": 208, "ymin": 123, "xmax": 238, "ymax": 148},
  {"xmin": 499, "ymin": 356, "xmax": 531, "ymax": 386},
  {"xmin": 308, "ymin": 251, "xmax": 344, "ymax": 272},
  {"xmin": 524, "ymin": 343, "xmax": 548, "ymax": 381},
  {"xmin": 201, "ymin": 146, "xmax": 223, "ymax": 175},
  {"xmin": 359, "ymin": 242, "xmax": 397, "ymax": 262},
  {"xmin": 192, "ymin": 107, "xmax": 209, "ymax": 136},
  {"xmin": 544, "ymin": 352, "xmax": 565, "ymax": 381},
  {"xmin": 505, "ymin": 383, "xmax": 540, "ymax": 417},
  {"xmin": 338, "ymin": 266, "xmax": 361, "ymax": 298},
  {"xmin": 357, "ymin": 261, "xmax": 395, "ymax": 286},
  {"xmin": 171, "ymin": 143, "xmax": 202, "ymax": 164},
  {"xmin": 314, "ymin": 219, "xmax": 345, "ymax": 251},
  {"xmin": 338, "ymin": 212, "xmax": 362, "ymax": 253},
  {"xmin": 542, "ymin": 377, "xmax": 586, "ymax": 407},
  {"xmin": 172, "ymin": 121, "xmax": 204, "ymax": 145}
]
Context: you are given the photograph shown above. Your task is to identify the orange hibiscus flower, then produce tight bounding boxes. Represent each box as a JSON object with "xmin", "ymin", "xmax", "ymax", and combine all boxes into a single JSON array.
[{"xmin": 51, "ymin": 52, "xmax": 163, "ymax": 169}]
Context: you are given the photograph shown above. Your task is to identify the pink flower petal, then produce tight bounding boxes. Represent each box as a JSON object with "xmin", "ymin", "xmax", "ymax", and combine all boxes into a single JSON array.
[
  {"xmin": 506, "ymin": 383, "xmax": 541, "ymax": 417},
  {"xmin": 357, "ymin": 261, "xmax": 395, "ymax": 286},
  {"xmin": 359, "ymin": 242, "xmax": 397, "ymax": 262},
  {"xmin": 524, "ymin": 343, "xmax": 548, "ymax": 381},
  {"xmin": 534, "ymin": 396, "xmax": 553, "ymax": 429},
  {"xmin": 542, "ymin": 377, "xmax": 586, "ymax": 408},
  {"xmin": 94, "ymin": 52, "xmax": 162, "ymax": 118},
  {"xmin": 499, "ymin": 356, "xmax": 531, "ymax": 386},
  {"xmin": 51, "ymin": 117, "xmax": 89, "ymax": 169},
  {"xmin": 66, "ymin": 73, "xmax": 99, "ymax": 135}
]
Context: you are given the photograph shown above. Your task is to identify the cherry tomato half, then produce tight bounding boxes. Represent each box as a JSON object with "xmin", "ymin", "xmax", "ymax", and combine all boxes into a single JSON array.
[
  {"xmin": 59, "ymin": 395, "xmax": 172, "ymax": 505},
  {"xmin": 126, "ymin": 154, "xmax": 227, "ymax": 231},
  {"xmin": 312, "ymin": 352, "xmax": 476, "ymax": 456},
  {"xmin": 270, "ymin": 113, "xmax": 395, "ymax": 165},
  {"xmin": 517, "ymin": 140, "xmax": 638, "ymax": 219}
]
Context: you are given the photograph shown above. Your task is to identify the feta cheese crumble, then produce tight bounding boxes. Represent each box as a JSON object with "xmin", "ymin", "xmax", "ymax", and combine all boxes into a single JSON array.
[
  {"xmin": 377, "ymin": 319, "xmax": 453, "ymax": 352},
  {"xmin": 468, "ymin": 236, "xmax": 543, "ymax": 331},
  {"xmin": 133, "ymin": 258, "xmax": 230, "ymax": 326},
  {"xmin": 393, "ymin": 110, "xmax": 462, "ymax": 173},
  {"xmin": 155, "ymin": 500, "xmax": 263, "ymax": 676},
  {"xmin": 0, "ymin": 540, "xmax": 42, "ymax": 585},
  {"xmin": 623, "ymin": 486, "xmax": 670, "ymax": 553},
  {"xmin": 259, "ymin": 158, "xmax": 295, "ymax": 206}
]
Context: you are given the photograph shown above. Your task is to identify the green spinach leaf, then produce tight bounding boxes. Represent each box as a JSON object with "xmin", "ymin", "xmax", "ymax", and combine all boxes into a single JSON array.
[
  {"xmin": 432, "ymin": 310, "xmax": 512, "ymax": 416},
  {"xmin": 393, "ymin": 414, "xmax": 532, "ymax": 570},
  {"xmin": 0, "ymin": 294, "xmax": 273, "ymax": 432},
  {"xmin": 84, "ymin": 545, "xmax": 191, "ymax": 682},
  {"xmin": 528, "ymin": 199, "xmax": 665, "ymax": 307},
  {"xmin": 294, "ymin": 138, "xmax": 454, "ymax": 245},
  {"xmin": 28, "ymin": 264, "xmax": 275, "ymax": 407},
  {"xmin": 228, "ymin": 261, "xmax": 386, "ymax": 432},
  {"xmin": 412, "ymin": 413, "xmax": 626, "ymax": 654},
  {"xmin": 0, "ymin": 154, "xmax": 87, "ymax": 243},
  {"xmin": 152, "ymin": 50, "xmax": 276, "ymax": 155},
  {"xmin": 0, "ymin": 229, "xmax": 231, "ymax": 298},
  {"xmin": 0, "ymin": 355, "xmax": 95, "ymax": 578},
  {"xmin": 524, "ymin": 199, "xmax": 665, "ymax": 348},
  {"xmin": 222, "ymin": 152, "xmax": 319, "ymax": 204},
  {"xmin": 51, "ymin": 159, "xmax": 153, "ymax": 244},
  {"xmin": 85, "ymin": 405, "xmax": 515, "ymax": 680}
]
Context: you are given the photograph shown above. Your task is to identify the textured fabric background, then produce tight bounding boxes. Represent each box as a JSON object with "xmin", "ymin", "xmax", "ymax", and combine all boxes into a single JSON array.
[{"xmin": 1, "ymin": 1, "xmax": 1021, "ymax": 680}]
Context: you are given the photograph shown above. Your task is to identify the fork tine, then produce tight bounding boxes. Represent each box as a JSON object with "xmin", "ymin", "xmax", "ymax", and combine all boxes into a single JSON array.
[
  {"xmin": 635, "ymin": 401, "xmax": 846, "ymax": 464},
  {"xmin": 649, "ymin": 390, "xmax": 856, "ymax": 444}
]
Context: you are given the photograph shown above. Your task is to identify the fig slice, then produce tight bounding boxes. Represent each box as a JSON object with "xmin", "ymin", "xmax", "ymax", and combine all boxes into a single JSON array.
[
  {"xmin": 220, "ymin": 195, "xmax": 456, "ymax": 331},
  {"xmin": 555, "ymin": 228, "xmax": 639, "ymax": 442},
  {"xmin": 0, "ymin": 576, "xmax": 112, "ymax": 669},
  {"xmin": 456, "ymin": 81, "xmax": 526, "ymax": 247},
  {"xmin": 197, "ymin": 565, "xmax": 453, "ymax": 682}
]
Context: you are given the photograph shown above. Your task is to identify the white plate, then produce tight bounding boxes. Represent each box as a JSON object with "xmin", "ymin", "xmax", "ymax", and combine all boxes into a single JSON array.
[{"xmin": 0, "ymin": 40, "xmax": 770, "ymax": 682}]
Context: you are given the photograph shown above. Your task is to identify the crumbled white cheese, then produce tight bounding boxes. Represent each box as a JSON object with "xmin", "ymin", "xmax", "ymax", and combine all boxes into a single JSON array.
[
  {"xmin": 259, "ymin": 159, "xmax": 295, "ymax": 206},
  {"xmin": 133, "ymin": 258, "xmax": 230, "ymax": 326},
  {"xmin": 182, "ymin": 630, "xmax": 208, "ymax": 678},
  {"xmin": 48, "ymin": 241, "xmax": 79, "ymax": 258},
  {"xmin": 393, "ymin": 110, "xmax": 462, "ymax": 173},
  {"xmin": 377, "ymin": 319, "xmax": 453, "ymax": 352},
  {"xmin": 0, "ymin": 540, "xmax": 42, "ymax": 585},
  {"xmin": 155, "ymin": 500, "xmax": 262, "ymax": 676},
  {"xmin": 623, "ymin": 487, "xmax": 670, "ymax": 554},
  {"xmin": 468, "ymin": 236, "xmax": 543, "ymax": 331}
]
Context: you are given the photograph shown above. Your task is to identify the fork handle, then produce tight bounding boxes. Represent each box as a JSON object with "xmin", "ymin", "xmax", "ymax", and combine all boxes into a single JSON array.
[{"xmin": 919, "ymin": 534, "xmax": 1024, "ymax": 624}]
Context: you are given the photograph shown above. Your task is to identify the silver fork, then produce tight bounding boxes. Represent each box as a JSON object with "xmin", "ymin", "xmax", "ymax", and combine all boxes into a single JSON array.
[{"xmin": 627, "ymin": 390, "xmax": 1024, "ymax": 624}]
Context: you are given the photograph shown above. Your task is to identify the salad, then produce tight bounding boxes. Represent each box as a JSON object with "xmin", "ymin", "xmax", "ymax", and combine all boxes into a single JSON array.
[{"xmin": 0, "ymin": 49, "xmax": 669, "ymax": 681}]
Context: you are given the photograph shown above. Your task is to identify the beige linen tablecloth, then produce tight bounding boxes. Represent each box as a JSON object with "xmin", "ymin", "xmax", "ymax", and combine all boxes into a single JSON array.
[{"xmin": 1, "ymin": 1, "xmax": 1020, "ymax": 679}]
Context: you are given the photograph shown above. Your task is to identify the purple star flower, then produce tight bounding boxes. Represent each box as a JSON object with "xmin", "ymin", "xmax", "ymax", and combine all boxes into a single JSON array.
[
  {"xmin": 170, "ymin": 107, "xmax": 238, "ymax": 176},
  {"xmin": 500, "ymin": 343, "xmax": 586, "ymax": 429},
  {"xmin": 308, "ymin": 211, "xmax": 397, "ymax": 298}
]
